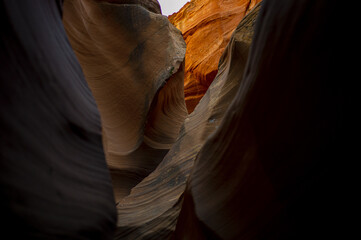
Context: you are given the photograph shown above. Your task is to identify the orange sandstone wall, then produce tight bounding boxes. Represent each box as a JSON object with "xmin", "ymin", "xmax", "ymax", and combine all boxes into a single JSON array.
[{"xmin": 169, "ymin": 0, "xmax": 262, "ymax": 113}]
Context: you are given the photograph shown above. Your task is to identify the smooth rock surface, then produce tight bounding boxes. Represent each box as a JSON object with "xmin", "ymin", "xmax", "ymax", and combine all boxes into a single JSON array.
[
  {"xmin": 63, "ymin": 0, "xmax": 188, "ymax": 200},
  {"xmin": 0, "ymin": 0, "xmax": 116, "ymax": 238},
  {"xmin": 174, "ymin": 0, "xmax": 348, "ymax": 238},
  {"xmin": 115, "ymin": 4, "xmax": 261, "ymax": 239},
  {"xmin": 1, "ymin": 0, "xmax": 350, "ymax": 239}
]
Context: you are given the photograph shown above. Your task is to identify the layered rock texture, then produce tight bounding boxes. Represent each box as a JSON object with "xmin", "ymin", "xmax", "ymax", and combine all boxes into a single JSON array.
[
  {"xmin": 169, "ymin": 0, "xmax": 262, "ymax": 112},
  {"xmin": 0, "ymin": 0, "xmax": 116, "ymax": 238},
  {"xmin": 1, "ymin": 0, "xmax": 349, "ymax": 239},
  {"xmin": 115, "ymin": 4, "xmax": 261, "ymax": 238},
  {"xmin": 63, "ymin": 0, "xmax": 188, "ymax": 201}
]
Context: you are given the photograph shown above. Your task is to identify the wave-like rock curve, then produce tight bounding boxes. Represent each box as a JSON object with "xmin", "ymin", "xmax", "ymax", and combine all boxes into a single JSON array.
[
  {"xmin": 174, "ymin": 0, "xmax": 348, "ymax": 238},
  {"xmin": 63, "ymin": 0, "xmax": 188, "ymax": 200},
  {"xmin": 0, "ymin": 0, "xmax": 116, "ymax": 238},
  {"xmin": 1, "ymin": 0, "xmax": 350, "ymax": 239},
  {"xmin": 115, "ymin": 3, "xmax": 261, "ymax": 239}
]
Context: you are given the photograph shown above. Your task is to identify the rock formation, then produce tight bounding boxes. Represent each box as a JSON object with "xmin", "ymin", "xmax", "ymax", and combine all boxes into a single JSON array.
[
  {"xmin": 169, "ymin": 0, "xmax": 262, "ymax": 113},
  {"xmin": 115, "ymin": 4, "xmax": 261, "ymax": 239},
  {"xmin": 173, "ymin": 0, "xmax": 348, "ymax": 238},
  {"xmin": 63, "ymin": 0, "xmax": 188, "ymax": 201},
  {"xmin": 1, "ymin": 0, "xmax": 349, "ymax": 239},
  {"xmin": 0, "ymin": 0, "xmax": 116, "ymax": 238}
]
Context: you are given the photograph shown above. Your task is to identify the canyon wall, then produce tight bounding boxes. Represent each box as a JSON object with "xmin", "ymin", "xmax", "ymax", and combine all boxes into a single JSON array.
[
  {"xmin": 115, "ymin": 4, "xmax": 261, "ymax": 238},
  {"xmin": 169, "ymin": 0, "xmax": 262, "ymax": 112},
  {"xmin": 173, "ymin": 0, "xmax": 348, "ymax": 238},
  {"xmin": 0, "ymin": 0, "xmax": 116, "ymax": 238},
  {"xmin": 1, "ymin": 0, "xmax": 350, "ymax": 239},
  {"xmin": 63, "ymin": 0, "xmax": 188, "ymax": 201}
]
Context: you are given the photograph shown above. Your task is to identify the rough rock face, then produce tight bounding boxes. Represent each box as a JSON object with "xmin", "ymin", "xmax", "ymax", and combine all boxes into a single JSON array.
[
  {"xmin": 0, "ymin": 0, "xmax": 116, "ymax": 238},
  {"xmin": 63, "ymin": 0, "xmax": 188, "ymax": 201},
  {"xmin": 169, "ymin": 0, "xmax": 262, "ymax": 112}
]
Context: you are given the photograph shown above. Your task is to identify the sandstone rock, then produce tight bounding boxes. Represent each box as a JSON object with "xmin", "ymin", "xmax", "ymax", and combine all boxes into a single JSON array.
[
  {"xmin": 169, "ymin": 0, "xmax": 262, "ymax": 113},
  {"xmin": 1, "ymin": 0, "xmax": 350, "ymax": 239},
  {"xmin": 97, "ymin": 0, "xmax": 162, "ymax": 14},
  {"xmin": 115, "ymin": 4, "xmax": 261, "ymax": 238},
  {"xmin": 63, "ymin": 0, "xmax": 188, "ymax": 201},
  {"xmin": 0, "ymin": 0, "xmax": 116, "ymax": 238},
  {"xmin": 174, "ymin": 0, "xmax": 348, "ymax": 238}
]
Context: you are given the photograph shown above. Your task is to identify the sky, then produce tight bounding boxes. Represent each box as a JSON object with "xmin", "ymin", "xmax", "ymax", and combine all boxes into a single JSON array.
[{"xmin": 158, "ymin": 0, "xmax": 190, "ymax": 16}]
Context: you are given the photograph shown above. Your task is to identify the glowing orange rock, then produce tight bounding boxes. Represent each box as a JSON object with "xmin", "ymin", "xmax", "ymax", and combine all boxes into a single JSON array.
[{"xmin": 169, "ymin": 0, "xmax": 262, "ymax": 113}]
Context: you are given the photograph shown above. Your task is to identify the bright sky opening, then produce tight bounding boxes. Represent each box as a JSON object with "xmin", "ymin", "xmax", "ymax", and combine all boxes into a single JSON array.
[{"xmin": 158, "ymin": 0, "xmax": 190, "ymax": 16}]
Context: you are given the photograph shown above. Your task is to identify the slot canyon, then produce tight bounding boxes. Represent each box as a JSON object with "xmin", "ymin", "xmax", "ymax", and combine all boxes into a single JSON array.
[{"xmin": 1, "ymin": 0, "xmax": 350, "ymax": 239}]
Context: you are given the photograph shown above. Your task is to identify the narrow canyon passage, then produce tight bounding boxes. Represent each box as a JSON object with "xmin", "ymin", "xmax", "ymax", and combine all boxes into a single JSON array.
[{"xmin": 1, "ymin": 0, "xmax": 350, "ymax": 239}]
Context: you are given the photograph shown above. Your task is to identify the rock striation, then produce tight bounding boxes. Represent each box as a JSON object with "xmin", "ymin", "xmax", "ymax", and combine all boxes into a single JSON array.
[
  {"xmin": 115, "ymin": 3, "xmax": 261, "ymax": 239},
  {"xmin": 63, "ymin": 0, "xmax": 188, "ymax": 201},
  {"xmin": 1, "ymin": 0, "xmax": 350, "ymax": 239},
  {"xmin": 173, "ymin": 0, "xmax": 348, "ymax": 238},
  {"xmin": 169, "ymin": 0, "xmax": 262, "ymax": 113},
  {"xmin": 0, "ymin": 0, "xmax": 116, "ymax": 238}
]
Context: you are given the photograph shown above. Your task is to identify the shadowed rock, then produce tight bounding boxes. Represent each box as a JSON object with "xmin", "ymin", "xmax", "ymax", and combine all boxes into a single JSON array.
[
  {"xmin": 115, "ymin": 4, "xmax": 261, "ymax": 239},
  {"xmin": 63, "ymin": 0, "xmax": 188, "ymax": 200},
  {"xmin": 174, "ymin": 0, "xmax": 348, "ymax": 238},
  {"xmin": 0, "ymin": 0, "xmax": 116, "ymax": 238},
  {"xmin": 1, "ymin": 0, "xmax": 350, "ymax": 239}
]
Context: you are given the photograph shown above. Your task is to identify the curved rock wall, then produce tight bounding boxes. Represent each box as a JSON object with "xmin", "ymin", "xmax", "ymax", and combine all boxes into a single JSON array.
[
  {"xmin": 0, "ymin": 0, "xmax": 116, "ymax": 238},
  {"xmin": 115, "ymin": 4, "xmax": 261, "ymax": 239},
  {"xmin": 63, "ymin": 0, "xmax": 188, "ymax": 200},
  {"xmin": 174, "ymin": 0, "xmax": 348, "ymax": 238},
  {"xmin": 1, "ymin": 0, "xmax": 350, "ymax": 239}
]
